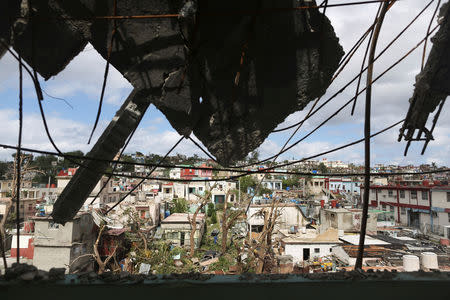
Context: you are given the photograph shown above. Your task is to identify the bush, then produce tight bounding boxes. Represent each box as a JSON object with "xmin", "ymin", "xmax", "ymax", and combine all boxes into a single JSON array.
[
  {"xmin": 211, "ymin": 210, "xmax": 217, "ymax": 224},
  {"xmin": 207, "ymin": 203, "xmax": 215, "ymax": 217},
  {"xmin": 171, "ymin": 198, "xmax": 188, "ymax": 213}
]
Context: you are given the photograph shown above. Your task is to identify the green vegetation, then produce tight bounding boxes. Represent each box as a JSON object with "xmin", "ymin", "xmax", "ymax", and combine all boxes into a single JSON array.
[
  {"xmin": 210, "ymin": 210, "xmax": 217, "ymax": 224},
  {"xmin": 258, "ymin": 187, "xmax": 272, "ymax": 195},
  {"xmin": 239, "ymin": 176, "xmax": 257, "ymax": 193},
  {"xmin": 170, "ymin": 198, "xmax": 188, "ymax": 213},
  {"xmin": 120, "ymin": 155, "xmax": 135, "ymax": 172},
  {"xmin": 318, "ymin": 162, "xmax": 328, "ymax": 174},
  {"xmin": 282, "ymin": 172, "xmax": 301, "ymax": 189}
]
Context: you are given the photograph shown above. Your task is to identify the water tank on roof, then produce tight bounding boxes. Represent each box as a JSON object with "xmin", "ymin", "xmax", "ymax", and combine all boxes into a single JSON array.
[
  {"xmin": 403, "ymin": 255, "xmax": 420, "ymax": 272},
  {"xmin": 421, "ymin": 252, "xmax": 438, "ymax": 269}
]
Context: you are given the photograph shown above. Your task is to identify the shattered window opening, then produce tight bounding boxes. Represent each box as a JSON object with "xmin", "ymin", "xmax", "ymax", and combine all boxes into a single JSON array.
[{"xmin": 0, "ymin": 0, "xmax": 449, "ymax": 282}]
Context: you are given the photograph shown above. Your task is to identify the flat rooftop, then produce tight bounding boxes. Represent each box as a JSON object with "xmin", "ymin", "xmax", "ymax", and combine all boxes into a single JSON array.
[{"xmin": 161, "ymin": 213, "xmax": 205, "ymax": 224}]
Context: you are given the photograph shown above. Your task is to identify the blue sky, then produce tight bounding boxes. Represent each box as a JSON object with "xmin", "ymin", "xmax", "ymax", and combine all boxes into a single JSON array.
[{"xmin": 0, "ymin": 0, "xmax": 448, "ymax": 166}]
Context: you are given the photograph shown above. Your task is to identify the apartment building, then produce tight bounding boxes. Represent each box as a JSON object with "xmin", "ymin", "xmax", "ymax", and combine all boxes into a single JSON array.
[{"xmin": 361, "ymin": 185, "xmax": 450, "ymax": 238}]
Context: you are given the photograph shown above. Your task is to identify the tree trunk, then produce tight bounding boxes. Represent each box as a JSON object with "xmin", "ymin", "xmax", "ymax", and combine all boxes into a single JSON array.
[
  {"xmin": 189, "ymin": 202, "xmax": 206, "ymax": 257},
  {"xmin": 93, "ymin": 225, "xmax": 106, "ymax": 274},
  {"xmin": 221, "ymin": 198, "xmax": 228, "ymax": 253}
]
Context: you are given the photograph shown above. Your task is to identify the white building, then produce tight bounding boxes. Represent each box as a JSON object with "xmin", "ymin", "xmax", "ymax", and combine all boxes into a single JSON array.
[
  {"xmin": 248, "ymin": 203, "xmax": 308, "ymax": 235},
  {"xmin": 160, "ymin": 213, "xmax": 206, "ymax": 248},
  {"xmin": 281, "ymin": 228, "xmax": 341, "ymax": 264}
]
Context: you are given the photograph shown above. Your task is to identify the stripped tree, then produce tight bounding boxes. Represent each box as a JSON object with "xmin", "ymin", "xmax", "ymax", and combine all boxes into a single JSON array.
[
  {"xmin": 244, "ymin": 197, "xmax": 282, "ymax": 274},
  {"xmin": 220, "ymin": 189, "xmax": 247, "ymax": 254},
  {"xmin": 187, "ymin": 184, "xmax": 216, "ymax": 257},
  {"xmin": 68, "ymin": 224, "xmax": 118, "ymax": 274},
  {"xmin": 0, "ymin": 154, "xmax": 44, "ymax": 268}
]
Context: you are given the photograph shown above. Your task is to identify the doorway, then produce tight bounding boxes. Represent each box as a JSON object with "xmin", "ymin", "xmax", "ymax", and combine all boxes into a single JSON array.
[
  {"xmin": 408, "ymin": 211, "xmax": 420, "ymax": 229},
  {"xmin": 180, "ymin": 232, "xmax": 185, "ymax": 246},
  {"xmin": 303, "ymin": 248, "xmax": 310, "ymax": 261}
]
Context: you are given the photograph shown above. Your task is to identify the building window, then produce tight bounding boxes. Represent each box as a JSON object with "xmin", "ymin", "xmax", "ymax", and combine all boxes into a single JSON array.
[
  {"xmin": 448, "ymin": 213, "xmax": 450, "ymax": 223},
  {"xmin": 314, "ymin": 182, "xmax": 318, "ymax": 186},
  {"xmin": 401, "ymin": 207, "xmax": 406, "ymax": 215},
  {"xmin": 411, "ymin": 191, "xmax": 417, "ymax": 199},
  {"xmin": 390, "ymin": 205, "xmax": 394, "ymax": 212},
  {"xmin": 319, "ymin": 182, "xmax": 323, "ymax": 187},
  {"xmin": 447, "ymin": 192, "xmax": 450, "ymax": 202},
  {"xmin": 400, "ymin": 190, "xmax": 405, "ymax": 198},
  {"xmin": 314, "ymin": 248, "xmax": 320, "ymax": 253},
  {"xmin": 382, "ymin": 204, "xmax": 386, "ymax": 211},
  {"xmin": 388, "ymin": 190, "xmax": 393, "ymax": 197},
  {"xmin": 421, "ymin": 191, "xmax": 428, "ymax": 200}
]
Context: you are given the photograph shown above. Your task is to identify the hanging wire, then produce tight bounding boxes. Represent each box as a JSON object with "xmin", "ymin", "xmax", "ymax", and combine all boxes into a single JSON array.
[
  {"xmin": 271, "ymin": 0, "xmax": 436, "ymax": 134},
  {"xmin": 0, "ymin": 119, "xmax": 448, "ymax": 182},
  {"xmin": 0, "ymin": 0, "xmax": 444, "ymax": 230},
  {"xmin": 41, "ymin": 89, "xmax": 74, "ymax": 109},
  {"xmin": 105, "ymin": 136, "xmax": 185, "ymax": 214},
  {"xmin": 1, "ymin": 0, "xmax": 427, "ymax": 176},
  {"xmin": 3, "ymin": 116, "xmax": 448, "ymax": 180},
  {"xmin": 422, "ymin": 0, "xmax": 441, "ymax": 71},
  {"xmin": 0, "ymin": 15, "xmax": 441, "ymax": 180},
  {"xmin": 87, "ymin": 0, "xmax": 118, "ymax": 144},
  {"xmin": 350, "ymin": 2, "xmax": 383, "ymax": 116},
  {"xmin": 89, "ymin": 125, "xmax": 138, "ymax": 205},
  {"xmin": 232, "ymin": 27, "xmax": 439, "ymax": 170},
  {"xmin": 189, "ymin": 137, "xmax": 218, "ymax": 163}
]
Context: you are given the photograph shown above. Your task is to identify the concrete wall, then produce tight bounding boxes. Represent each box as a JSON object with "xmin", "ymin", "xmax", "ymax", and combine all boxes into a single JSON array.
[
  {"xmin": 33, "ymin": 246, "xmax": 72, "ymax": 271},
  {"xmin": 248, "ymin": 205, "xmax": 307, "ymax": 230},
  {"xmin": 34, "ymin": 219, "xmax": 75, "ymax": 247},
  {"xmin": 33, "ymin": 213, "xmax": 95, "ymax": 273},
  {"xmin": 320, "ymin": 209, "xmax": 377, "ymax": 233},
  {"xmin": 284, "ymin": 243, "xmax": 337, "ymax": 264},
  {"xmin": 160, "ymin": 222, "xmax": 205, "ymax": 248}
]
